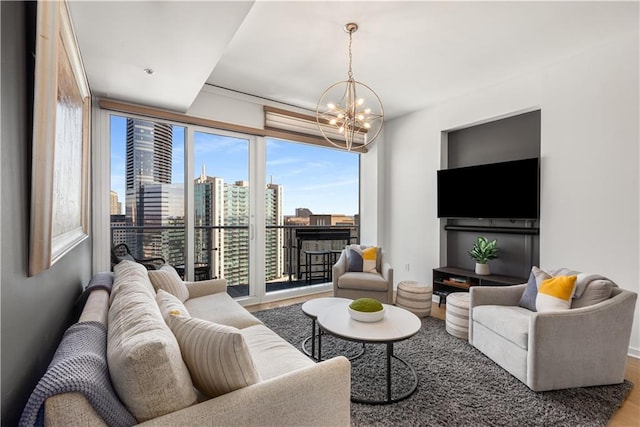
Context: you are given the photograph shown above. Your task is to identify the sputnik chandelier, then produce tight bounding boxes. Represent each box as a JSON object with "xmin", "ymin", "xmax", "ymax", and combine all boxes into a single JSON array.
[{"xmin": 316, "ymin": 23, "xmax": 384, "ymax": 151}]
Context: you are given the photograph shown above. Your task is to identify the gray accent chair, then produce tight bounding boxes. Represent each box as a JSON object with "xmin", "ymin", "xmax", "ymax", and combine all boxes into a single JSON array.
[
  {"xmin": 332, "ymin": 248, "xmax": 394, "ymax": 304},
  {"xmin": 469, "ymin": 284, "xmax": 637, "ymax": 392}
]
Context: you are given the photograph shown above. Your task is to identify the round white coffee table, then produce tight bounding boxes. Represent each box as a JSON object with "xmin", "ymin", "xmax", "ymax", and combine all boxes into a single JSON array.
[
  {"xmin": 317, "ymin": 301, "xmax": 422, "ymax": 404},
  {"xmin": 301, "ymin": 297, "xmax": 365, "ymax": 361}
]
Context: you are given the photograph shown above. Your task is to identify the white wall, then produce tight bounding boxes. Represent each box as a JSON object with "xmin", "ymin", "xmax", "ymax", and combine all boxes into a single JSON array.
[{"xmin": 381, "ymin": 33, "xmax": 640, "ymax": 356}]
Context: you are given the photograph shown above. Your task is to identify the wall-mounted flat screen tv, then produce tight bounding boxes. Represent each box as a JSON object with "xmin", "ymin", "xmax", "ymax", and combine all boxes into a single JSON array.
[{"xmin": 437, "ymin": 157, "xmax": 539, "ymax": 219}]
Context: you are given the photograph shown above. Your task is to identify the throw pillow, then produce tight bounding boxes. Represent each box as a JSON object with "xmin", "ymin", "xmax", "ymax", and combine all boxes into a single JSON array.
[
  {"xmin": 536, "ymin": 275, "xmax": 578, "ymax": 312},
  {"xmin": 518, "ymin": 270, "xmax": 538, "ymax": 311},
  {"xmin": 148, "ymin": 265, "xmax": 190, "ymax": 302},
  {"xmin": 518, "ymin": 266, "xmax": 552, "ymax": 311},
  {"xmin": 108, "ymin": 272, "xmax": 197, "ymax": 421},
  {"xmin": 167, "ymin": 314, "xmax": 261, "ymax": 398},
  {"xmin": 346, "ymin": 245, "xmax": 378, "ymax": 273},
  {"xmin": 571, "ymin": 279, "xmax": 614, "ymax": 308},
  {"xmin": 156, "ymin": 289, "xmax": 190, "ymax": 322}
]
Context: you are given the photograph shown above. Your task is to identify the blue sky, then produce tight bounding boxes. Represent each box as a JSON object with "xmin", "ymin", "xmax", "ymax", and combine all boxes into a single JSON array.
[{"xmin": 111, "ymin": 115, "xmax": 359, "ymax": 216}]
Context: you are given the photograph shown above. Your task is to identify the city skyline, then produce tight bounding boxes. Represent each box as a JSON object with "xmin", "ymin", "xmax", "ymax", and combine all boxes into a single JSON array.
[{"xmin": 110, "ymin": 115, "xmax": 359, "ymax": 217}]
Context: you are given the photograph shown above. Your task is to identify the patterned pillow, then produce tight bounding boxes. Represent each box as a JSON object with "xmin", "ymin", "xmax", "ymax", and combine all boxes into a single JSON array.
[
  {"xmin": 518, "ymin": 266, "xmax": 551, "ymax": 311},
  {"xmin": 346, "ymin": 245, "xmax": 379, "ymax": 273},
  {"xmin": 156, "ymin": 289, "xmax": 190, "ymax": 322},
  {"xmin": 148, "ymin": 265, "xmax": 190, "ymax": 302},
  {"xmin": 167, "ymin": 314, "xmax": 261, "ymax": 398},
  {"xmin": 536, "ymin": 275, "xmax": 577, "ymax": 312}
]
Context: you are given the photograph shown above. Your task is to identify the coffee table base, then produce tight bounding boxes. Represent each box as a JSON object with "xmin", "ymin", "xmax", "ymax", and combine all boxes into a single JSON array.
[
  {"xmin": 302, "ymin": 318, "xmax": 365, "ymax": 361},
  {"xmin": 349, "ymin": 342, "xmax": 418, "ymax": 405}
]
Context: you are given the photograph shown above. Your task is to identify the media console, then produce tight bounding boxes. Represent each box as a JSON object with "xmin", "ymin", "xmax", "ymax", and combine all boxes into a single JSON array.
[{"xmin": 432, "ymin": 266, "xmax": 526, "ymax": 305}]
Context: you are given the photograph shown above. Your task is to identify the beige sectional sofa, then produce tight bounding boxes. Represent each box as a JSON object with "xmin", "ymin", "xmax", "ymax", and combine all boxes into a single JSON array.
[{"xmin": 44, "ymin": 261, "xmax": 351, "ymax": 426}]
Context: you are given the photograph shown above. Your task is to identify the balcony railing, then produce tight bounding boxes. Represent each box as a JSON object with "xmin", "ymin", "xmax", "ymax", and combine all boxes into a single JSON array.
[{"xmin": 110, "ymin": 224, "xmax": 359, "ymax": 297}]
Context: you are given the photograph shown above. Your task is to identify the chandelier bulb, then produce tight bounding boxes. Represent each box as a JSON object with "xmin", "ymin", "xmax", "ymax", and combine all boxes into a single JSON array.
[
  {"xmin": 364, "ymin": 108, "xmax": 371, "ymax": 114},
  {"xmin": 364, "ymin": 123, "xmax": 371, "ymax": 129},
  {"xmin": 357, "ymin": 114, "xmax": 364, "ymax": 120},
  {"xmin": 327, "ymin": 103, "xmax": 336, "ymax": 110},
  {"xmin": 329, "ymin": 119, "xmax": 337, "ymax": 125},
  {"xmin": 357, "ymin": 99, "xmax": 364, "ymax": 106}
]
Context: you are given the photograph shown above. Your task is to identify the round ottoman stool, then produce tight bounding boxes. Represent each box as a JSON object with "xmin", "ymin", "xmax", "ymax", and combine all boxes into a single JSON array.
[
  {"xmin": 396, "ymin": 281, "xmax": 433, "ymax": 318},
  {"xmin": 445, "ymin": 292, "xmax": 470, "ymax": 340}
]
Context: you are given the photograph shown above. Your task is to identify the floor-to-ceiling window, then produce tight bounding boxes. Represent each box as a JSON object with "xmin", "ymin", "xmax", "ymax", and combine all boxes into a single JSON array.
[
  {"xmin": 264, "ymin": 138, "xmax": 360, "ymax": 295},
  {"xmin": 110, "ymin": 115, "xmax": 186, "ymax": 268},
  {"xmin": 108, "ymin": 112, "xmax": 360, "ymax": 303}
]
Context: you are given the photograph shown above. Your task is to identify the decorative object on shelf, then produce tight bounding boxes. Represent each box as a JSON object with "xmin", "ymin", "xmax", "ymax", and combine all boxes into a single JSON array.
[
  {"xmin": 348, "ymin": 297, "xmax": 385, "ymax": 322},
  {"xmin": 468, "ymin": 236, "xmax": 498, "ymax": 275},
  {"xmin": 316, "ymin": 22, "xmax": 384, "ymax": 151}
]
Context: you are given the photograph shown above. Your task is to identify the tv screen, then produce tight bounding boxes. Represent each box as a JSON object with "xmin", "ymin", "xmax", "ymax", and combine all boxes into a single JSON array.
[{"xmin": 437, "ymin": 157, "xmax": 539, "ymax": 219}]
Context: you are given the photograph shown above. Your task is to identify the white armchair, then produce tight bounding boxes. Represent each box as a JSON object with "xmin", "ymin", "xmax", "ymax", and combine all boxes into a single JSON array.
[
  {"xmin": 332, "ymin": 247, "xmax": 394, "ymax": 304},
  {"xmin": 469, "ymin": 282, "xmax": 637, "ymax": 392}
]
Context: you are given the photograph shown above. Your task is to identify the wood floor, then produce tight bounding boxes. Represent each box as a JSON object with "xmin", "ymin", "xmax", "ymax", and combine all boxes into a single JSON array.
[{"xmin": 246, "ymin": 292, "xmax": 640, "ymax": 426}]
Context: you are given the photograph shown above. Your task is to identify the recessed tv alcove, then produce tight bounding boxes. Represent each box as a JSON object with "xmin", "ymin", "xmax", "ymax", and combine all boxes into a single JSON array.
[{"xmin": 441, "ymin": 110, "xmax": 541, "ymax": 279}]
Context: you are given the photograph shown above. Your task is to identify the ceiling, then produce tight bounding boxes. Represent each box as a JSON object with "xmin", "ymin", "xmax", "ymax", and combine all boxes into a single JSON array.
[{"xmin": 68, "ymin": 1, "xmax": 639, "ymax": 120}]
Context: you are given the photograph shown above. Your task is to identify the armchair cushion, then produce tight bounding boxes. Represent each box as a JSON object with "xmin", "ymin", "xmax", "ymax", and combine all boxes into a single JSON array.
[
  {"xmin": 167, "ymin": 314, "xmax": 261, "ymax": 398},
  {"xmin": 346, "ymin": 245, "xmax": 378, "ymax": 273},
  {"xmin": 536, "ymin": 275, "xmax": 577, "ymax": 312},
  {"xmin": 149, "ymin": 265, "xmax": 190, "ymax": 303},
  {"xmin": 473, "ymin": 305, "xmax": 531, "ymax": 350},
  {"xmin": 337, "ymin": 271, "xmax": 389, "ymax": 291}
]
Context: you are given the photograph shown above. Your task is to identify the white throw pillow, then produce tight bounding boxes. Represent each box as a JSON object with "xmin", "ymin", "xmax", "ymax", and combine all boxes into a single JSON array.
[
  {"xmin": 167, "ymin": 314, "xmax": 261, "ymax": 398},
  {"xmin": 108, "ymin": 272, "xmax": 197, "ymax": 421},
  {"xmin": 148, "ymin": 265, "xmax": 190, "ymax": 302},
  {"xmin": 156, "ymin": 289, "xmax": 190, "ymax": 322}
]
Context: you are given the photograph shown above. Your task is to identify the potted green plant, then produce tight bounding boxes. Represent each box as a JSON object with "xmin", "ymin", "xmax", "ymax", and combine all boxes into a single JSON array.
[{"xmin": 468, "ymin": 236, "xmax": 498, "ymax": 275}]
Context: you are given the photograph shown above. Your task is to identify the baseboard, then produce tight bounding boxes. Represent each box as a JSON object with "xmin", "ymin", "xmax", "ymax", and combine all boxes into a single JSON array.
[{"xmin": 628, "ymin": 346, "xmax": 640, "ymax": 359}]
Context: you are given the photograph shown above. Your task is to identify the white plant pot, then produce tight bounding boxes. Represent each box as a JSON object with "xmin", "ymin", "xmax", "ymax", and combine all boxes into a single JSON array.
[{"xmin": 475, "ymin": 263, "xmax": 490, "ymax": 275}]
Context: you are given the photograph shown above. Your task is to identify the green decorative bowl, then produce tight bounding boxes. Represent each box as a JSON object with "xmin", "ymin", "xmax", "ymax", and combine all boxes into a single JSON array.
[{"xmin": 348, "ymin": 298, "xmax": 385, "ymax": 322}]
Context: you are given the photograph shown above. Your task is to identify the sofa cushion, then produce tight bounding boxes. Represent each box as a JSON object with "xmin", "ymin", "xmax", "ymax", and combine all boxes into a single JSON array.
[
  {"xmin": 148, "ymin": 265, "xmax": 190, "ymax": 302},
  {"xmin": 156, "ymin": 289, "xmax": 190, "ymax": 321},
  {"xmin": 110, "ymin": 260, "xmax": 156, "ymax": 304},
  {"xmin": 472, "ymin": 305, "xmax": 531, "ymax": 350},
  {"xmin": 167, "ymin": 315, "xmax": 261, "ymax": 398},
  {"xmin": 108, "ymin": 268, "xmax": 197, "ymax": 421},
  {"xmin": 337, "ymin": 271, "xmax": 388, "ymax": 291},
  {"xmin": 571, "ymin": 279, "xmax": 614, "ymax": 308},
  {"xmin": 184, "ymin": 292, "xmax": 263, "ymax": 329},
  {"xmin": 240, "ymin": 324, "xmax": 315, "ymax": 380},
  {"xmin": 536, "ymin": 275, "xmax": 577, "ymax": 312},
  {"xmin": 346, "ymin": 245, "xmax": 378, "ymax": 273}
]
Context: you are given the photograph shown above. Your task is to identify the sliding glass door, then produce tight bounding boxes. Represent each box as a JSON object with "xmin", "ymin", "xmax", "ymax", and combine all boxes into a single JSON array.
[{"xmin": 193, "ymin": 130, "xmax": 252, "ymax": 297}]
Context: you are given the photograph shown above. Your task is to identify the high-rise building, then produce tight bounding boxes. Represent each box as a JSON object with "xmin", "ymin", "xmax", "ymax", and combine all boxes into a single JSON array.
[
  {"xmin": 110, "ymin": 190, "xmax": 122, "ymax": 215},
  {"xmin": 266, "ymin": 183, "xmax": 284, "ymax": 280},
  {"xmin": 194, "ymin": 166, "xmax": 283, "ymax": 285},
  {"xmin": 122, "ymin": 118, "xmax": 176, "ymax": 259}
]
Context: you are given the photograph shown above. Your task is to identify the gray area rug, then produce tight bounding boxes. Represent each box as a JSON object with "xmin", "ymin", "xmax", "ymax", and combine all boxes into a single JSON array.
[{"xmin": 253, "ymin": 303, "xmax": 633, "ymax": 427}]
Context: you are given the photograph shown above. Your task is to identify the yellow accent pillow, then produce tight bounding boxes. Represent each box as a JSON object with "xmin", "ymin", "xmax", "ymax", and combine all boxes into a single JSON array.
[
  {"xmin": 362, "ymin": 246, "xmax": 378, "ymax": 273},
  {"xmin": 536, "ymin": 275, "xmax": 577, "ymax": 312}
]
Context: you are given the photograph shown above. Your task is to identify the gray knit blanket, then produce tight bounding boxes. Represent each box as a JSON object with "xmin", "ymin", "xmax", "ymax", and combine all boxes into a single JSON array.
[{"xmin": 19, "ymin": 320, "xmax": 136, "ymax": 427}]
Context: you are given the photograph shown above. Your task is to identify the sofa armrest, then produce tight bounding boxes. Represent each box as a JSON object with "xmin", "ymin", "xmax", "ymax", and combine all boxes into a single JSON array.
[
  {"xmin": 184, "ymin": 278, "xmax": 227, "ymax": 299},
  {"xmin": 139, "ymin": 356, "xmax": 351, "ymax": 427},
  {"xmin": 382, "ymin": 263, "xmax": 394, "ymax": 302},
  {"xmin": 470, "ymin": 283, "xmax": 526, "ymax": 309},
  {"xmin": 527, "ymin": 289, "xmax": 637, "ymax": 391},
  {"xmin": 45, "ymin": 392, "xmax": 108, "ymax": 427}
]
